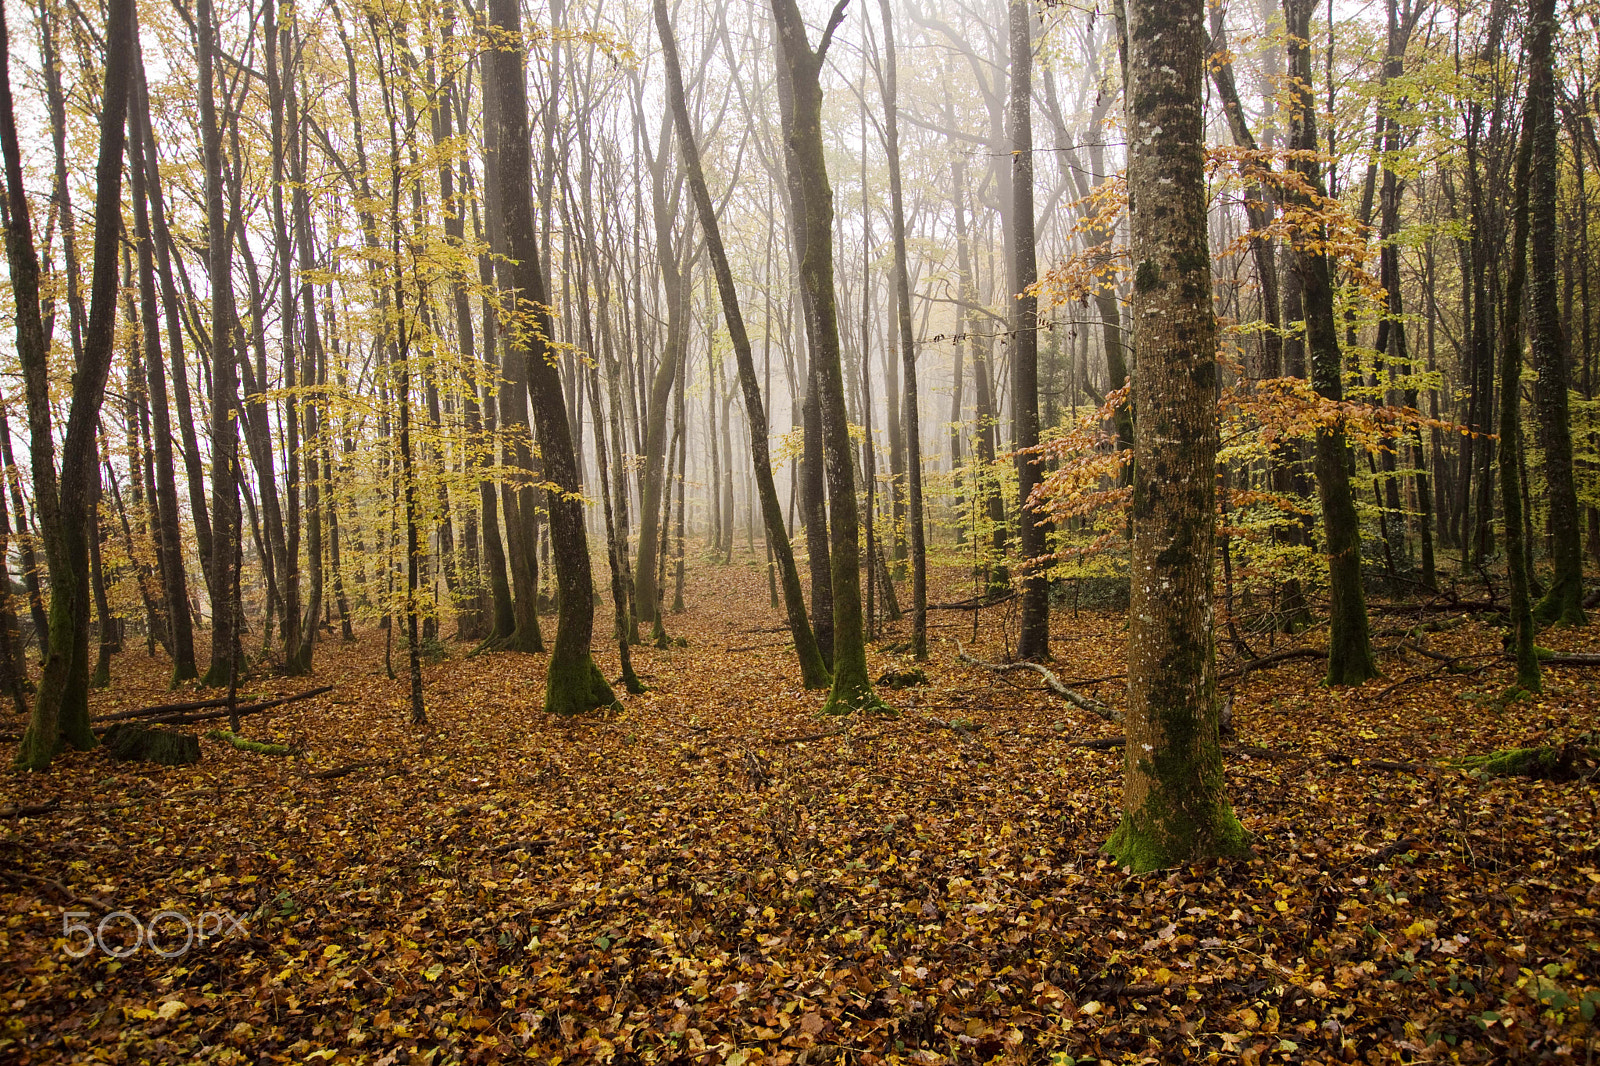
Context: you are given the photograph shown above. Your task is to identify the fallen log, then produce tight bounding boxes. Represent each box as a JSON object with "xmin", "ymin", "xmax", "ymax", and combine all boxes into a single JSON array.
[
  {"xmin": 1536, "ymin": 652, "xmax": 1600, "ymax": 667},
  {"xmin": 955, "ymin": 642, "xmax": 1121, "ymax": 723}
]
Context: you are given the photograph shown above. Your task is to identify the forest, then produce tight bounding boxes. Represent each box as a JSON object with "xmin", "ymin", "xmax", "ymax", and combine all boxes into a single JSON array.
[{"xmin": 1, "ymin": 0, "xmax": 1599, "ymax": 1059}]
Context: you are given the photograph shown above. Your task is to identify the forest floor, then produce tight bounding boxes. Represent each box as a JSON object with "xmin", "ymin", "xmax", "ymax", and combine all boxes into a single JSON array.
[{"xmin": 1, "ymin": 553, "xmax": 1598, "ymax": 1064}]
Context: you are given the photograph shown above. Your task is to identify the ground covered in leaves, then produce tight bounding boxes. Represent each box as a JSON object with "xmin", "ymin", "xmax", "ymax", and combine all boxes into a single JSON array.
[{"xmin": 2, "ymin": 558, "xmax": 1599, "ymax": 1064}]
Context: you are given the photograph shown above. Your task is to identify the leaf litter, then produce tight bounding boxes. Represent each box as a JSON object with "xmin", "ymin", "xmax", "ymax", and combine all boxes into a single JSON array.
[{"xmin": 2, "ymin": 561, "xmax": 1598, "ymax": 1064}]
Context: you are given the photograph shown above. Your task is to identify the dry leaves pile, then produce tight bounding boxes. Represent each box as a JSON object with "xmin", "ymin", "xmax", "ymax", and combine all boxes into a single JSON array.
[{"xmin": 2, "ymin": 559, "xmax": 1597, "ymax": 1064}]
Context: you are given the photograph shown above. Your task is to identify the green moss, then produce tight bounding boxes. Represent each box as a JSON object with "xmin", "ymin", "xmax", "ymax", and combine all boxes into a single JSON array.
[
  {"xmin": 1461, "ymin": 744, "xmax": 1590, "ymax": 780},
  {"xmin": 1135, "ymin": 259, "xmax": 1162, "ymax": 293},
  {"xmin": 1103, "ymin": 795, "xmax": 1251, "ymax": 874},
  {"xmin": 545, "ymin": 654, "xmax": 621, "ymax": 717},
  {"xmin": 206, "ymin": 729, "xmax": 293, "ymax": 756}
]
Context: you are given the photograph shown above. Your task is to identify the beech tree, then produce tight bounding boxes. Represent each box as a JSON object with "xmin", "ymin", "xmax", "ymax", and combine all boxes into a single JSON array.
[
  {"xmin": 6, "ymin": 0, "xmax": 135, "ymax": 769},
  {"xmin": 770, "ymin": 0, "xmax": 881, "ymax": 716},
  {"xmin": 485, "ymin": 0, "xmax": 616, "ymax": 716},
  {"xmin": 1105, "ymin": 0, "xmax": 1250, "ymax": 872}
]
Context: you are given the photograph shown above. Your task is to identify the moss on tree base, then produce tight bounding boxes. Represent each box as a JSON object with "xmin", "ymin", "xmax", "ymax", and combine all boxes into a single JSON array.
[
  {"xmin": 1103, "ymin": 802, "xmax": 1252, "ymax": 874},
  {"xmin": 545, "ymin": 655, "xmax": 621, "ymax": 717}
]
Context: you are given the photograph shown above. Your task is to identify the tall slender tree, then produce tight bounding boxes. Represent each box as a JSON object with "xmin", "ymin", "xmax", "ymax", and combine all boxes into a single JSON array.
[
  {"xmin": 1009, "ymin": 0, "xmax": 1049, "ymax": 661},
  {"xmin": 485, "ymin": 0, "xmax": 617, "ymax": 716},
  {"xmin": 770, "ymin": 0, "xmax": 881, "ymax": 716},
  {"xmin": 655, "ymin": 0, "xmax": 829, "ymax": 689}
]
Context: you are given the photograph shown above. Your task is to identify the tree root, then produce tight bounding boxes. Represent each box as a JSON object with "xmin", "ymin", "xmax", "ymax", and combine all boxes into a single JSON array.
[{"xmin": 955, "ymin": 642, "xmax": 1121, "ymax": 723}]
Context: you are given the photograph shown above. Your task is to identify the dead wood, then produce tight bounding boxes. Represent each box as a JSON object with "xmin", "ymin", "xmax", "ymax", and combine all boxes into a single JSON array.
[{"xmin": 955, "ymin": 642, "xmax": 1122, "ymax": 723}]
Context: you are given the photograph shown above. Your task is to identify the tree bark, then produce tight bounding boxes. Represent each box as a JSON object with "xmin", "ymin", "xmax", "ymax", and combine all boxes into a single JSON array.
[
  {"xmin": 1105, "ymin": 0, "xmax": 1250, "ymax": 872},
  {"xmin": 7, "ymin": 0, "xmax": 135, "ymax": 768},
  {"xmin": 485, "ymin": 0, "xmax": 617, "ymax": 716},
  {"xmin": 1009, "ymin": 0, "xmax": 1049, "ymax": 662},
  {"xmin": 1499, "ymin": 14, "xmax": 1544, "ymax": 693},
  {"xmin": 878, "ymin": 0, "xmax": 927, "ymax": 661},
  {"xmin": 770, "ymin": 0, "xmax": 881, "ymax": 715},
  {"xmin": 1284, "ymin": 0, "xmax": 1377, "ymax": 686},
  {"xmin": 1526, "ymin": 0, "xmax": 1585, "ymax": 627},
  {"xmin": 655, "ymin": 0, "xmax": 829, "ymax": 688}
]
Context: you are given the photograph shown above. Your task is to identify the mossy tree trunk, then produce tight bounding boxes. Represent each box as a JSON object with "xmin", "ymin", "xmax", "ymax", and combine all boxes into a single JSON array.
[
  {"xmin": 5, "ymin": 0, "xmax": 133, "ymax": 768},
  {"xmin": 770, "ymin": 0, "xmax": 880, "ymax": 716},
  {"xmin": 1284, "ymin": 0, "xmax": 1377, "ymax": 687},
  {"xmin": 1499, "ymin": 15, "xmax": 1543, "ymax": 695},
  {"xmin": 485, "ymin": 0, "xmax": 617, "ymax": 717},
  {"xmin": 655, "ymin": 0, "xmax": 830, "ymax": 689},
  {"xmin": 1104, "ymin": 0, "xmax": 1250, "ymax": 873},
  {"xmin": 1527, "ymin": 0, "xmax": 1585, "ymax": 628}
]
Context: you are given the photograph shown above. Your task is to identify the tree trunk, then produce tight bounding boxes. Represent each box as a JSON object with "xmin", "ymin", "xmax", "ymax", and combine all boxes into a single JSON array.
[
  {"xmin": 1105, "ymin": 0, "xmax": 1250, "ymax": 873},
  {"xmin": 1284, "ymin": 0, "xmax": 1377, "ymax": 686},
  {"xmin": 128, "ymin": 54, "xmax": 197, "ymax": 683},
  {"xmin": 1499, "ymin": 12, "xmax": 1544, "ymax": 693},
  {"xmin": 771, "ymin": 0, "xmax": 880, "ymax": 716},
  {"xmin": 654, "ymin": 0, "xmax": 829, "ymax": 687},
  {"xmin": 7, "ymin": 0, "xmax": 134, "ymax": 768},
  {"xmin": 1526, "ymin": 0, "xmax": 1585, "ymax": 626},
  {"xmin": 878, "ymin": 0, "xmax": 927, "ymax": 661},
  {"xmin": 197, "ymin": 0, "xmax": 243, "ymax": 689},
  {"xmin": 485, "ymin": 0, "xmax": 617, "ymax": 716}
]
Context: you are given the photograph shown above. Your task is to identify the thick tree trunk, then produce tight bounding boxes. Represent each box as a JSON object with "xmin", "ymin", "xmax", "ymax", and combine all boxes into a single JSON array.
[
  {"xmin": 1526, "ymin": 0, "xmax": 1585, "ymax": 626},
  {"xmin": 1105, "ymin": 0, "xmax": 1250, "ymax": 873}
]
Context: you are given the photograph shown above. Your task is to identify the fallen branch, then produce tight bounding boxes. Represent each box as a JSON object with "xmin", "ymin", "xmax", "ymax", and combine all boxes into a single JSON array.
[
  {"xmin": 0, "ymin": 798, "xmax": 61, "ymax": 818},
  {"xmin": 133, "ymin": 686, "xmax": 334, "ymax": 728},
  {"xmin": 0, "ymin": 868, "xmax": 115, "ymax": 912},
  {"xmin": 309, "ymin": 759, "xmax": 386, "ymax": 780},
  {"xmin": 772, "ymin": 726, "xmax": 849, "ymax": 746},
  {"xmin": 1373, "ymin": 615, "xmax": 1472, "ymax": 639},
  {"xmin": 1218, "ymin": 647, "xmax": 1325, "ymax": 680},
  {"xmin": 955, "ymin": 642, "xmax": 1121, "ymax": 723},
  {"xmin": 207, "ymin": 729, "xmax": 294, "ymax": 756}
]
